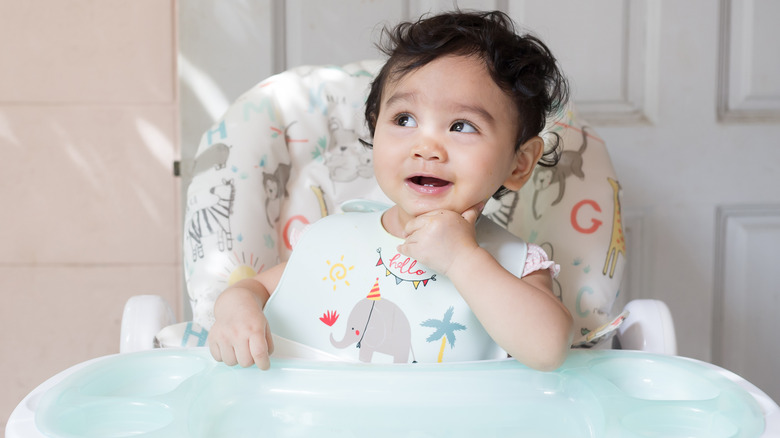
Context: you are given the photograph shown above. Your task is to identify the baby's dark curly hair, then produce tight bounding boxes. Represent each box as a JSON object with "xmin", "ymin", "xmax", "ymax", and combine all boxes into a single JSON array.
[{"xmin": 363, "ymin": 10, "xmax": 569, "ymax": 197}]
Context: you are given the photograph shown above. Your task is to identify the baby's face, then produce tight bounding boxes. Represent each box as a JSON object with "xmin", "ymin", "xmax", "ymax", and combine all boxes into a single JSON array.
[{"xmin": 372, "ymin": 55, "xmax": 521, "ymax": 225}]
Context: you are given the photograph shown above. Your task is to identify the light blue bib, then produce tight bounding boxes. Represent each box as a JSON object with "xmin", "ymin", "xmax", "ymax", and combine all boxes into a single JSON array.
[{"xmin": 264, "ymin": 211, "xmax": 527, "ymax": 363}]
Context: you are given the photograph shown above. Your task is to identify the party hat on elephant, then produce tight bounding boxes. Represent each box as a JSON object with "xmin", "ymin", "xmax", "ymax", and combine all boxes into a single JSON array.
[{"xmin": 366, "ymin": 278, "xmax": 381, "ymax": 301}]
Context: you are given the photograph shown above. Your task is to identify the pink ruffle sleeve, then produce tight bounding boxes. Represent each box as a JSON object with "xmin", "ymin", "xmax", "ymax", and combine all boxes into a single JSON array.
[{"xmin": 522, "ymin": 243, "xmax": 560, "ymax": 278}]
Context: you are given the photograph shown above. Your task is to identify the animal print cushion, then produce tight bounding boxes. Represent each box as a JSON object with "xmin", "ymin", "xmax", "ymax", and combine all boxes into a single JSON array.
[
  {"xmin": 182, "ymin": 61, "xmax": 624, "ymax": 347},
  {"xmin": 183, "ymin": 60, "xmax": 389, "ymax": 330},
  {"xmin": 486, "ymin": 107, "xmax": 627, "ymax": 346}
]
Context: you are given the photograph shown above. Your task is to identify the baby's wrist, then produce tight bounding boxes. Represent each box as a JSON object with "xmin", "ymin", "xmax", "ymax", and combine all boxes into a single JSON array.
[
  {"xmin": 444, "ymin": 244, "xmax": 487, "ymax": 280},
  {"xmin": 215, "ymin": 284, "xmax": 264, "ymax": 317}
]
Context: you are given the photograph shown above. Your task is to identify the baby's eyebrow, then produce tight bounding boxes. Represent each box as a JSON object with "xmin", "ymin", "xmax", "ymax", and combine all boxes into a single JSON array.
[
  {"xmin": 384, "ymin": 91, "xmax": 496, "ymax": 124},
  {"xmin": 453, "ymin": 103, "xmax": 495, "ymax": 124},
  {"xmin": 384, "ymin": 91, "xmax": 416, "ymax": 109}
]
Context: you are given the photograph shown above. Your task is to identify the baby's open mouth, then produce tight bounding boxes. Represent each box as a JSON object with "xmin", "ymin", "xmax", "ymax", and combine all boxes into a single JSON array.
[{"xmin": 408, "ymin": 176, "xmax": 450, "ymax": 187}]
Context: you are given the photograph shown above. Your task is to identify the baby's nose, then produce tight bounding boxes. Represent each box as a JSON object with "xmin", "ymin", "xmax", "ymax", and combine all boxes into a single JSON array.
[{"xmin": 412, "ymin": 136, "xmax": 447, "ymax": 161}]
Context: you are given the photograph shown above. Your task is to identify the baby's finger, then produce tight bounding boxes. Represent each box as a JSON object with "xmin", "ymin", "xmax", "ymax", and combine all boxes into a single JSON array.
[
  {"xmin": 219, "ymin": 344, "xmax": 238, "ymax": 367},
  {"xmin": 208, "ymin": 338, "xmax": 223, "ymax": 363},
  {"xmin": 398, "ymin": 221, "xmax": 422, "ymax": 251},
  {"xmin": 402, "ymin": 213, "xmax": 429, "ymax": 237},
  {"xmin": 461, "ymin": 202, "xmax": 486, "ymax": 225},
  {"xmin": 235, "ymin": 339, "xmax": 256, "ymax": 368},
  {"xmin": 250, "ymin": 333, "xmax": 271, "ymax": 370},
  {"xmin": 266, "ymin": 327, "xmax": 275, "ymax": 356}
]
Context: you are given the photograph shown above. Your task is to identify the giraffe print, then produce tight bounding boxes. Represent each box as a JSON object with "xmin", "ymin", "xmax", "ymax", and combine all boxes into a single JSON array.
[{"xmin": 603, "ymin": 178, "xmax": 625, "ymax": 278}]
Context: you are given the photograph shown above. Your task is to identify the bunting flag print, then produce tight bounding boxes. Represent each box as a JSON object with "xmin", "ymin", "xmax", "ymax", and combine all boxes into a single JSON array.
[{"xmin": 375, "ymin": 248, "xmax": 436, "ymax": 290}]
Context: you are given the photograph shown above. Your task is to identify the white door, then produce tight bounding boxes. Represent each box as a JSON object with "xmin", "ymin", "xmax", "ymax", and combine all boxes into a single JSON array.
[{"xmin": 179, "ymin": 0, "xmax": 780, "ymax": 401}]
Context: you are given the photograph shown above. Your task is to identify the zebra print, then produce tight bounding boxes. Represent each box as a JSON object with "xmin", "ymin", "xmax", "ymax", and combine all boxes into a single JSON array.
[
  {"xmin": 187, "ymin": 179, "xmax": 235, "ymax": 261},
  {"xmin": 487, "ymin": 191, "xmax": 519, "ymax": 229}
]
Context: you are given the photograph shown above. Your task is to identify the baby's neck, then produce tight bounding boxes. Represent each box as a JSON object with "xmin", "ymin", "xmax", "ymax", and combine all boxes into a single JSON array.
[{"xmin": 380, "ymin": 206, "xmax": 407, "ymax": 239}]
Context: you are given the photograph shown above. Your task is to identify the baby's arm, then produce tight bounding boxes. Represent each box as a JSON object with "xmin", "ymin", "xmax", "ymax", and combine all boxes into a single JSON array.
[
  {"xmin": 208, "ymin": 262, "xmax": 286, "ymax": 370},
  {"xmin": 399, "ymin": 208, "xmax": 573, "ymax": 371},
  {"xmin": 447, "ymin": 250, "xmax": 573, "ymax": 371}
]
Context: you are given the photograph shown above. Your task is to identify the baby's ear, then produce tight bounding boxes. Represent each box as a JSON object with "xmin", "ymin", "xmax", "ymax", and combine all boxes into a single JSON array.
[{"xmin": 503, "ymin": 136, "xmax": 544, "ymax": 191}]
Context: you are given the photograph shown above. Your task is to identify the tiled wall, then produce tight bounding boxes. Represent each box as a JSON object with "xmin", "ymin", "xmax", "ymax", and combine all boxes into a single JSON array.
[{"xmin": 0, "ymin": 1, "xmax": 181, "ymax": 431}]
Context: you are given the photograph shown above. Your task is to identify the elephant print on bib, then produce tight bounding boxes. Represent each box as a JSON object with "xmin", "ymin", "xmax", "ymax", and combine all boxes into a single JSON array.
[{"xmin": 329, "ymin": 278, "xmax": 416, "ymax": 363}]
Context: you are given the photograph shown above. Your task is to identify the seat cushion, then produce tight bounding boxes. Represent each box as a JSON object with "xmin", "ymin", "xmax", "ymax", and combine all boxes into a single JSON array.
[{"xmin": 184, "ymin": 61, "xmax": 625, "ymax": 347}]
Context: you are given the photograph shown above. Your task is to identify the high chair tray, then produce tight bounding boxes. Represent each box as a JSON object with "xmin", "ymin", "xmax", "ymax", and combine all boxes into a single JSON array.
[{"xmin": 8, "ymin": 349, "xmax": 779, "ymax": 438}]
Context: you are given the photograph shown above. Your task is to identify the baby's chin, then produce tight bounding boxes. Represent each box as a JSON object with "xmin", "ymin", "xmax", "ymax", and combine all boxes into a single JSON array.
[{"xmin": 401, "ymin": 204, "xmax": 475, "ymax": 219}]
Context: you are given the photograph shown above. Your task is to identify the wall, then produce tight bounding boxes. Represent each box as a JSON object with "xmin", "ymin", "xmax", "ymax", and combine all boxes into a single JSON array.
[{"xmin": 0, "ymin": 0, "xmax": 181, "ymax": 432}]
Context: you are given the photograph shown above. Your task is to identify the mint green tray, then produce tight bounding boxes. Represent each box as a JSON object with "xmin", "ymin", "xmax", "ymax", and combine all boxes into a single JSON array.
[{"xmin": 36, "ymin": 349, "xmax": 764, "ymax": 437}]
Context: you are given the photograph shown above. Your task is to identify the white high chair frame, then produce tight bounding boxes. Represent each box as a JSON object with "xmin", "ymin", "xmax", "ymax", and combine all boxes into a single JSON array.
[
  {"xmin": 120, "ymin": 295, "xmax": 677, "ymax": 354},
  {"xmin": 119, "ymin": 60, "xmax": 677, "ymax": 357},
  {"xmin": 13, "ymin": 60, "xmax": 780, "ymax": 438}
]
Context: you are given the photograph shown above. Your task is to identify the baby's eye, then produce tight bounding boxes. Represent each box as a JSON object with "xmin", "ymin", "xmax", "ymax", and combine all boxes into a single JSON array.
[
  {"xmin": 451, "ymin": 121, "xmax": 477, "ymax": 133},
  {"xmin": 395, "ymin": 114, "xmax": 417, "ymax": 127}
]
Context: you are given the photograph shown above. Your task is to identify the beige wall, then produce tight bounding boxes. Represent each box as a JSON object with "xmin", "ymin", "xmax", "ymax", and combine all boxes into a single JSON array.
[{"xmin": 0, "ymin": 0, "xmax": 181, "ymax": 432}]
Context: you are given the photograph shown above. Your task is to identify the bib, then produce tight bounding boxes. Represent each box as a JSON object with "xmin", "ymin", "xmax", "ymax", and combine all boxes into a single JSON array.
[{"xmin": 265, "ymin": 211, "xmax": 528, "ymax": 363}]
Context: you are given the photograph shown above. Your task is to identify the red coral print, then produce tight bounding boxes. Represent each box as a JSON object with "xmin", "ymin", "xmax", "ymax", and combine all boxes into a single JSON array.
[{"xmin": 320, "ymin": 310, "xmax": 339, "ymax": 326}]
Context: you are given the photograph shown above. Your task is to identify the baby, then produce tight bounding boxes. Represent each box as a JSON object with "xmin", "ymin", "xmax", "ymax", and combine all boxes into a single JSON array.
[{"xmin": 208, "ymin": 10, "xmax": 574, "ymax": 371}]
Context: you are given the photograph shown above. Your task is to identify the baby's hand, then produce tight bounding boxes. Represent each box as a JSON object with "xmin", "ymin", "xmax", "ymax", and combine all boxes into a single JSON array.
[
  {"xmin": 208, "ymin": 287, "xmax": 274, "ymax": 370},
  {"xmin": 398, "ymin": 203, "xmax": 483, "ymax": 275}
]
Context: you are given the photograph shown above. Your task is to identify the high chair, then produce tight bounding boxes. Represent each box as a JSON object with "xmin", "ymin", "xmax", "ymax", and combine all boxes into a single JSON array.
[
  {"xmin": 10, "ymin": 61, "xmax": 780, "ymax": 438},
  {"xmin": 121, "ymin": 60, "xmax": 676, "ymax": 355}
]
